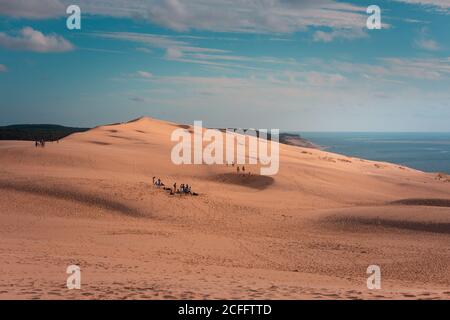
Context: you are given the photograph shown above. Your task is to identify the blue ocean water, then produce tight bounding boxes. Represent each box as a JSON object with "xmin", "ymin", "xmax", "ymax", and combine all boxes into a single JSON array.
[{"xmin": 296, "ymin": 132, "xmax": 450, "ymax": 174}]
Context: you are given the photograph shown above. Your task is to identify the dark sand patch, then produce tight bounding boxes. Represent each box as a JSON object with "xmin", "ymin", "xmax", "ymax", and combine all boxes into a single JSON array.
[
  {"xmin": 390, "ymin": 198, "xmax": 450, "ymax": 208},
  {"xmin": 208, "ymin": 173, "xmax": 274, "ymax": 190},
  {"xmin": 0, "ymin": 181, "xmax": 145, "ymax": 217},
  {"xmin": 88, "ymin": 140, "xmax": 112, "ymax": 146},
  {"xmin": 324, "ymin": 215, "xmax": 450, "ymax": 235},
  {"xmin": 108, "ymin": 134, "xmax": 140, "ymax": 141}
]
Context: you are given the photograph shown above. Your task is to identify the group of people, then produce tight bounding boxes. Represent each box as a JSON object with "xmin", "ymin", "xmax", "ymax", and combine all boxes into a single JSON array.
[
  {"xmin": 152, "ymin": 177, "xmax": 165, "ymax": 187},
  {"xmin": 152, "ymin": 177, "xmax": 198, "ymax": 196},
  {"xmin": 173, "ymin": 183, "xmax": 193, "ymax": 195},
  {"xmin": 236, "ymin": 165, "xmax": 246, "ymax": 173},
  {"xmin": 34, "ymin": 139, "xmax": 60, "ymax": 148},
  {"xmin": 227, "ymin": 162, "xmax": 252, "ymax": 176},
  {"xmin": 35, "ymin": 140, "xmax": 46, "ymax": 148}
]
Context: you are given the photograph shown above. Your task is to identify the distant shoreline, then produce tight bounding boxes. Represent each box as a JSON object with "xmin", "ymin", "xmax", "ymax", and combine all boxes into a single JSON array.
[{"xmin": 298, "ymin": 131, "xmax": 450, "ymax": 174}]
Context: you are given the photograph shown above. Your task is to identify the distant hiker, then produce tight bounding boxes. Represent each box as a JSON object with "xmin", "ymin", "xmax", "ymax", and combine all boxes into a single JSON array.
[
  {"xmin": 35, "ymin": 141, "xmax": 38, "ymax": 148},
  {"xmin": 237, "ymin": 166, "xmax": 240, "ymax": 173},
  {"xmin": 242, "ymin": 166, "xmax": 245, "ymax": 172},
  {"xmin": 173, "ymin": 182, "xmax": 177, "ymax": 193},
  {"xmin": 152, "ymin": 176, "xmax": 156, "ymax": 185}
]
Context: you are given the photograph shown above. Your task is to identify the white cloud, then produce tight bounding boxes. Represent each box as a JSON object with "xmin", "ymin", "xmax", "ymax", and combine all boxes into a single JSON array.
[
  {"xmin": 304, "ymin": 71, "xmax": 346, "ymax": 86},
  {"xmin": 123, "ymin": 70, "xmax": 450, "ymax": 131},
  {"xmin": 166, "ymin": 47, "xmax": 183, "ymax": 59},
  {"xmin": 414, "ymin": 28, "xmax": 440, "ymax": 51},
  {"xmin": 135, "ymin": 47, "xmax": 153, "ymax": 53},
  {"xmin": 329, "ymin": 57, "xmax": 450, "ymax": 81},
  {"xmin": 95, "ymin": 31, "xmax": 300, "ymax": 70},
  {"xmin": 415, "ymin": 38, "xmax": 440, "ymax": 51},
  {"xmin": 381, "ymin": 57, "xmax": 450, "ymax": 80},
  {"xmin": 137, "ymin": 70, "xmax": 153, "ymax": 78},
  {"xmin": 313, "ymin": 28, "xmax": 367, "ymax": 42},
  {"xmin": 95, "ymin": 31, "xmax": 226, "ymax": 55},
  {"xmin": 0, "ymin": 27, "xmax": 74, "ymax": 52},
  {"xmin": 393, "ymin": 0, "xmax": 450, "ymax": 11},
  {"xmin": 0, "ymin": 0, "xmax": 64, "ymax": 18},
  {"xmin": 1, "ymin": 0, "xmax": 367, "ymax": 34},
  {"xmin": 142, "ymin": 0, "xmax": 368, "ymax": 33},
  {"xmin": 0, "ymin": 64, "xmax": 7, "ymax": 72}
]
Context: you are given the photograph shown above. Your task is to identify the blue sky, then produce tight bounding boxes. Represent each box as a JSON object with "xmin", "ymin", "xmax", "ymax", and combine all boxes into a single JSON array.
[{"xmin": 0, "ymin": 0, "xmax": 449, "ymax": 131}]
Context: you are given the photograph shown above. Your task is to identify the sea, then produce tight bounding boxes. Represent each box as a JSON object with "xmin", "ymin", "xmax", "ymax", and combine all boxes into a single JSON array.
[{"xmin": 295, "ymin": 132, "xmax": 450, "ymax": 174}]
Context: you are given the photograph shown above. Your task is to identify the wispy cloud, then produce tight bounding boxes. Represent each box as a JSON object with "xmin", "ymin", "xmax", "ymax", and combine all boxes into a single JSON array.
[
  {"xmin": 0, "ymin": 27, "xmax": 74, "ymax": 52},
  {"xmin": 95, "ymin": 31, "xmax": 299, "ymax": 70},
  {"xmin": 0, "ymin": 0, "xmax": 64, "ymax": 19},
  {"xmin": 393, "ymin": 0, "xmax": 450, "ymax": 11},
  {"xmin": 137, "ymin": 70, "xmax": 153, "ymax": 78},
  {"xmin": 330, "ymin": 57, "xmax": 450, "ymax": 80},
  {"xmin": 414, "ymin": 27, "xmax": 440, "ymax": 51},
  {"xmin": 94, "ymin": 31, "xmax": 227, "ymax": 54},
  {"xmin": 2, "ymin": 0, "xmax": 369, "ymax": 35},
  {"xmin": 140, "ymin": 0, "xmax": 367, "ymax": 33},
  {"xmin": 135, "ymin": 47, "xmax": 153, "ymax": 53},
  {"xmin": 313, "ymin": 28, "xmax": 368, "ymax": 43},
  {"xmin": 165, "ymin": 47, "xmax": 183, "ymax": 59},
  {"xmin": 380, "ymin": 57, "xmax": 450, "ymax": 80}
]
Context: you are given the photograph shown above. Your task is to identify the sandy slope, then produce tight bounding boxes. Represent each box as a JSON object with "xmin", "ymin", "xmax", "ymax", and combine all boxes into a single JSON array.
[{"xmin": 0, "ymin": 116, "xmax": 449, "ymax": 299}]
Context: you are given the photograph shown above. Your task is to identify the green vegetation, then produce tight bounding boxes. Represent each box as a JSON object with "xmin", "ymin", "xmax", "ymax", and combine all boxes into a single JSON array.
[{"xmin": 0, "ymin": 124, "xmax": 90, "ymax": 141}]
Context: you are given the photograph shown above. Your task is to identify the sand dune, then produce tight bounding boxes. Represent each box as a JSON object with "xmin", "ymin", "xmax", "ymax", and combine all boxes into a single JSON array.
[{"xmin": 0, "ymin": 116, "xmax": 449, "ymax": 299}]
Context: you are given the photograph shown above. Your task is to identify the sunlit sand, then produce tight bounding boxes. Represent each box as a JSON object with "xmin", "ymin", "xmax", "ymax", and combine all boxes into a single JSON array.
[{"xmin": 0, "ymin": 117, "xmax": 449, "ymax": 299}]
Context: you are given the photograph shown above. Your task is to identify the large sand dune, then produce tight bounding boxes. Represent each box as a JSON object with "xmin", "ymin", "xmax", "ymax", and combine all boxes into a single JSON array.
[{"xmin": 0, "ymin": 117, "xmax": 449, "ymax": 299}]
